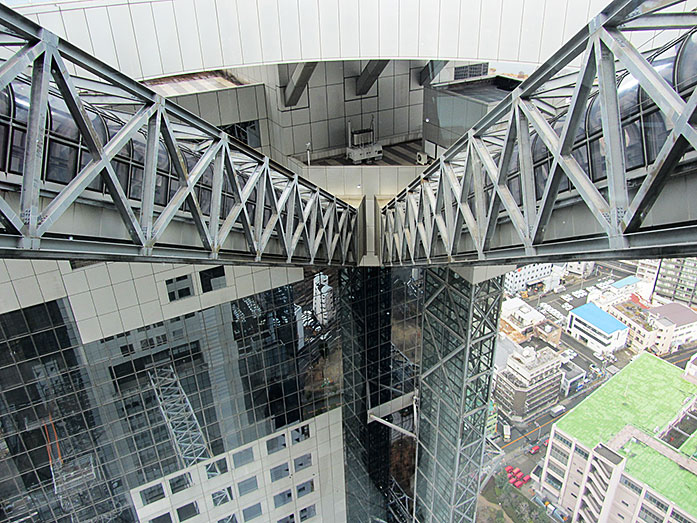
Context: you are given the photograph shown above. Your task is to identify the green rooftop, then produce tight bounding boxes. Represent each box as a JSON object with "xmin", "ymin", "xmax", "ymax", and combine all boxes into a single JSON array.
[
  {"xmin": 555, "ymin": 353, "xmax": 697, "ymax": 517},
  {"xmin": 556, "ymin": 353, "xmax": 697, "ymax": 448},
  {"xmin": 619, "ymin": 439, "xmax": 697, "ymax": 517}
]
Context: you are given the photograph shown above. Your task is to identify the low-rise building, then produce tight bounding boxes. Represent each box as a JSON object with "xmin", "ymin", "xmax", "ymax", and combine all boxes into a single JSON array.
[
  {"xmin": 566, "ymin": 303, "xmax": 629, "ymax": 356},
  {"xmin": 540, "ymin": 354, "xmax": 697, "ymax": 523},
  {"xmin": 534, "ymin": 319, "xmax": 563, "ymax": 347},
  {"xmin": 493, "ymin": 346, "xmax": 563, "ymax": 423},
  {"xmin": 607, "ymin": 301, "xmax": 697, "ymax": 355},
  {"xmin": 504, "ymin": 263, "xmax": 553, "ymax": 295},
  {"xmin": 647, "ymin": 303, "xmax": 697, "ymax": 354},
  {"xmin": 560, "ymin": 361, "xmax": 586, "ymax": 397},
  {"xmin": 500, "ymin": 297, "xmax": 547, "ymax": 343}
]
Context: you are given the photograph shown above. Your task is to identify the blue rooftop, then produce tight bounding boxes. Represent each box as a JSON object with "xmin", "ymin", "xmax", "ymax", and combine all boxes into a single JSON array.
[
  {"xmin": 612, "ymin": 276, "xmax": 640, "ymax": 289},
  {"xmin": 571, "ymin": 303, "xmax": 628, "ymax": 334}
]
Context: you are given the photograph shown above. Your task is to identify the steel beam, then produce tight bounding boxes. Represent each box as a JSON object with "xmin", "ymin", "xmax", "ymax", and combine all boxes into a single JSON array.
[
  {"xmin": 419, "ymin": 60, "xmax": 448, "ymax": 85},
  {"xmin": 284, "ymin": 62, "xmax": 318, "ymax": 107},
  {"xmin": 356, "ymin": 60, "xmax": 389, "ymax": 96}
]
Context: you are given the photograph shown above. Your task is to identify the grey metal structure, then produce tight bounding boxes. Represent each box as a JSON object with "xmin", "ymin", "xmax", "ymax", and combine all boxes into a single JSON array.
[
  {"xmin": 415, "ymin": 268, "xmax": 503, "ymax": 522},
  {"xmin": 381, "ymin": 0, "xmax": 697, "ymax": 267},
  {"xmin": 148, "ymin": 365, "xmax": 211, "ymax": 468},
  {"xmin": 0, "ymin": 5, "xmax": 361, "ymax": 267}
]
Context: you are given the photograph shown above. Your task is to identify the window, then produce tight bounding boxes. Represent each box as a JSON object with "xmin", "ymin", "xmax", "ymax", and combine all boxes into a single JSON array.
[
  {"xmin": 574, "ymin": 446, "xmax": 589, "ymax": 460},
  {"xmin": 176, "ymin": 502, "xmax": 199, "ymax": 521},
  {"xmin": 206, "ymin": 458, "xmax": 228, "ymax": 479},
  {"xmin": 638, "ymin": 505, "xmax": 663, "ymax": 523},
  {"xmin": 242, "ymin": 503, "xmax": 262, "ymax": 521},
  {"xmin": 267, "ymin": 434, "xmax": 287, "ymax": 455},
  {"xmin": 169, "ymin": 473, "xmax": 192, "ymax": 494},
  {"xmin": 278, "ymin": 516, "xmax": 295, "ymax": 523},
  {"xmin": 271, "ymin": 463, "xmax": 290, "ymax": 482},
  {"xmin": 120, "ymin": 343, "xmax": 135, "ymax": 356},
  {"xmin": 671, "ymin": 509, "xmax": 696, "ymax": 523},
  {"xmin": 547, "ymin": 462, "xmax": 565, "ymax": 479},
  {"xmin": 620, "ymin": 475, "xmax": 642, "ymax": 495},
  {"xmin": 140, "ymin": 484, "xmax": 165, "ymax": 505},
  {"xmin": 291, "ymin": 425, "xmax": 310, "ymax": 444},
  {"xmin": 545, "ymin": 472, "xmax": 562, "ymax": 490},
  {"xmin": 150, "ymin": 514, "xmax": 172, "ymax": 523},
  {"xmin": 294, "ymin": 453, "xmax": 312, "ymax": 472},
  {"xmin": 166, "ymin": 275, "xmax": 193, "ymax": 301},
  {"xmin": 218, "ymin": 516, "xmax": 238, "ymax": 523},
  {"xmin": 212, "ymin": 486, "xmax": 234, "ymax": 506},
  {"xmin": 273, "ymin": 489, "xmax": 293, "ymax": 508},
  {"xmin": 233, "ymin": 448, "xmax": 254, "ymax": 467},
  {"xmin": 299, "ymin": 505, "xmax": 316, "ymax": 521},
  {"xmin": 556, "ymin": 433, "xmax": 572, "ymax": 448},
  {"xmin": 200, "ymin": 266, "xmax": 226, "ymax": 293},
  {"xmin": 645, "ymin": 492, "xmax": 668, "ymax": 512},
  {"xmin": 296, "ymin": 480, "xmax": 314, "ymax": 498},
  {"xmin": 238, "ymin": 476, "xmax": 258, "ymax": 496},
  {"xmin": 550, "ymin": 445, "xmax": 569, "ymax": 465}
]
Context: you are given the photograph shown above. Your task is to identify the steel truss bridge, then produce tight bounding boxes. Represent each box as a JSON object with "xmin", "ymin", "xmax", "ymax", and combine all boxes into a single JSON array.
[
  {"xmin": 0, "ymin": 2, "xmax": 695, "ymax": 268},
  {"xmin": 381, "ymin": 0, "xmax": 697, "ymax": 267},
  {"xmin": 0, "ymin": 5, "xmax": 362, "ymax": 267}
]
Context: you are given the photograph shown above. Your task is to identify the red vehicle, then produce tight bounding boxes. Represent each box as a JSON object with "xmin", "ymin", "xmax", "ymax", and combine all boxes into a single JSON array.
[
  {"xmin": 512, "ymin": 467, "xmax": 521, "ymax": 475},
  {"xmin": 505, "ymin": 465, "xmax": 514, "ymax": 473},
  {"xmin": 514, "ymin": 480, "xmax": 524, "ymax": 488},
  {"xmin": 543, "ymin": 438, "xmax": 549, "ymax": 447},
  {"xmin": 530, "ymin": 445, "xmax": 541, "ymax": 454},
  {"xmin": 523, "ymin": 475, "xmax": 531, "ymax": 483},
  {"xmin": 515, "ymin": 471, "xmax": 524, "ymax": 479},
  {"xmin": 508, "ymin": 477, "xmax": 517, "ymax": 485}
]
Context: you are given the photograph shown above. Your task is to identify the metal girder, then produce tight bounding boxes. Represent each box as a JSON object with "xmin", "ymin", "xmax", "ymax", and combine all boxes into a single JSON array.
[
  {"xmin": 380, "ymin": 0, "xmax": 697, "ymax": 267},
  {"xmin": 415, "ymin": 269, "xmax": 503, "ymax": 523},
  {"xmin": 0, "ymin": 4, "xmax": 361, "ymax": 267},
  {"xmin": 356, "ymin": 60, "xmax": 389, "ymax": 96},
  {"xmin": 419, "ymin": 60, "xmax": 448, "ymax": 85},
  {"xmin": 284, "ymin": 62, "xmax": 318, "ymax": 107}
]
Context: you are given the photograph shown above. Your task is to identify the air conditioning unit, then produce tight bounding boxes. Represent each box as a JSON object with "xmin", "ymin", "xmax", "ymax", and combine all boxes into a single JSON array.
[{"xmin": 416, "ymin": 151, "xmax": 429, "ymax": 165}]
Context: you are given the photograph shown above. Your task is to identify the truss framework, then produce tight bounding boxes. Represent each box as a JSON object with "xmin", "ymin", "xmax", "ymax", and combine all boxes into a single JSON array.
[
  {"xmin": 415, "ymin": 268, "xmax": 503, "ymax": 523},
  {"xmin": 381, "ymin": 0, "xmax": 697, "ymax": 267},
  {"xmin": 0, "ymin": 4, "xmax": 360, "ymax": 266}
]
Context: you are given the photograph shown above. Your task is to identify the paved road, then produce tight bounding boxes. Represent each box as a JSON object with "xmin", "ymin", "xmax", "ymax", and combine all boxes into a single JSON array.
[{"xmin": 662, "ymin": 345, "xmax": 697, "ymax": 369}]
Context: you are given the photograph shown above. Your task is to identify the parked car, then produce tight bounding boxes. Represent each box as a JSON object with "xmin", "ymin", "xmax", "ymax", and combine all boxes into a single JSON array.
[
  {"xmin": 530, "ymin": 445, "xmax": 541, "ymax": 455},
  {"xmin": 523, "ymin": 475, "xmax": 531, "ymax": 484},
  {"xmin": 509, "ymin": 477, "xmax": 517, "ymax": 485},
  {"xmin": 512, "ymin": 467, "xmax": 521, "ymax": 475},
  {"xmin": 505, "ymin": 465, "xmax": 513, "ymax": 473},
  {"xmin": 514, "ymin": 480, "xmax": 524, "ymax": 488}
]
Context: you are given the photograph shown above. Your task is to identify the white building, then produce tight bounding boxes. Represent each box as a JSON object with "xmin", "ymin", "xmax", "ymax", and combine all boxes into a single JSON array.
[
  {"xmin": 566, "ymin": 303, "xmax": 629, "ymax": 355},
  {"xmin": 565, "ymin": 261, "xmax": 595, "ymax": 278},
  {"xmin": 504, "ymin": 263, "xmax": 553, "ymax": 295},
  {"xmin": 500, "ymin": 297, "xmax": 547, "ymax": 341},
  {"xmin": 606, "ymin": 301, "xmax": 697, "ymax": 355}
]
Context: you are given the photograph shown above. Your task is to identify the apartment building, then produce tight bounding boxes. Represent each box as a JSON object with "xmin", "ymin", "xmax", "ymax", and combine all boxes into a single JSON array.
[
  {"xmin": 607, "ymin": 301, "xmax": 697, "ymax": 355},
  {"xmin": 539, "ymin": 354, "xmax": 697, "ymax": 523},
  {"xmin": 504, "ymin": 264, "xmax": 553, "ymax": 295},
  {"xmin": 493, "ymin": 346, "xmax": 563, "ymax": 423}
]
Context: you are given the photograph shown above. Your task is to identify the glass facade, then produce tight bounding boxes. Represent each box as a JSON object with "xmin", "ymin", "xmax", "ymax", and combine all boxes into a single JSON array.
[
  {"xmin": 0, "ymin": 268, "xmax": 346, "ymax": 522},
  {"xmin": 0, "ymin": 264, "xmax": 430, "ymax": 523}
]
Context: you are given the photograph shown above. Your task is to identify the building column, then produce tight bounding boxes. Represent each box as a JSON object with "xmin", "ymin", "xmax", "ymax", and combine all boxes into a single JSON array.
[{"xmin": 415, "ymin": 266, "xmax": 505, "ymax": 522}]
